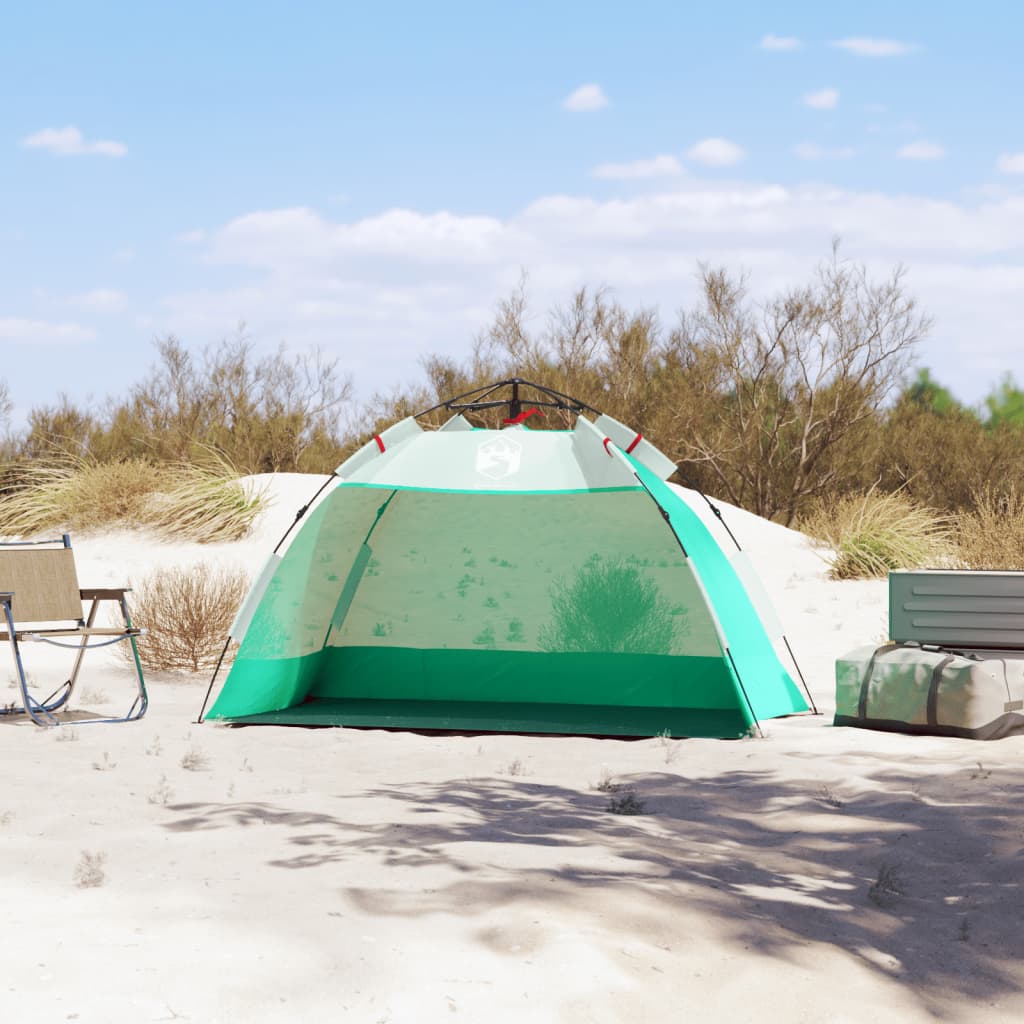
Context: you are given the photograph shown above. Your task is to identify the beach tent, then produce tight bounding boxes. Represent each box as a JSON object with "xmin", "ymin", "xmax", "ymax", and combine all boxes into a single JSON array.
[{"xmin": 202, "ymin": 381, "xmax": 811, "ymax": 738}]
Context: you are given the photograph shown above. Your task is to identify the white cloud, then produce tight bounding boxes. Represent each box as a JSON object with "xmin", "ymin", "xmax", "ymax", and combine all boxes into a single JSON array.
[
  {"xmin": 562, "ymin": 84, "xmax": 608, "ymax": 112},
  {"xmin": 156, "ymin": 177, "xmax": 1024, "ymax": 409},
  {"xmin": 831, "ymin": 37, "xmax": 915, "ymax": 57},
  {"xmin": 592, "ymin": 155, "xmax": 683, "ymax": 179},
  {"xmin": 997, "ymin": 153, "xmax": 1024, "ymax": 174},
  {"xmin": 685, "ymin": 138, "xmax": 745, "ymax": 168},
  {"xmin": 794, "ymin": 143, "xmax": 857, "ymax": 160},
  {"xmin": 803, "ymin": 88, "xmax": 839, "ymax": 110},
  {"xmin": 897, "ymin": 141, "xmax": 945, "ymax": 161},
  {"xmin": 0, "ymin": 318, "xmax": 96, "ymax": 344},
  {"xmin": 21, "ymin": 125, "xmax": 127, "ymax": 157},
  {"xmin": 759, "ymin": 34, "xmax": 801, "ymax": 51},
  {"xmin": 70, "ymin": 288, "xmax": 128, "ymax": 313}
]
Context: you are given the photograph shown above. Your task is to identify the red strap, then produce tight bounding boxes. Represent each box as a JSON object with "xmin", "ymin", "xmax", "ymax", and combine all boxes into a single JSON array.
[
  {"xmin": 602, "ymin": 437, "xmax": 614, "ymax": 456},
  {"xmin": 502, "ymin": 407, "xmax": 543, "ymax": 425},
  {"xmin": 373, "ymin": 435, "xmax": 385, "ymax": 453},
  {"xmin": 625, "ymin": 433, "xmax": 643, "ymax": 454}
]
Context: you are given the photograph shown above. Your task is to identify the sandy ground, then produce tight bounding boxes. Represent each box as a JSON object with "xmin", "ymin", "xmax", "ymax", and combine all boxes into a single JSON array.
[{"xmin": 2, "ymin": 475, "xmax": 1023, "ymax": 1023}]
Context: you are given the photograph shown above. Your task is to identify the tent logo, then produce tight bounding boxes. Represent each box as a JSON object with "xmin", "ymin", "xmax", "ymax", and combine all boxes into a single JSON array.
[{"xmin": 475, "ymin": 436, "xmax": 522, "ymax": 479}]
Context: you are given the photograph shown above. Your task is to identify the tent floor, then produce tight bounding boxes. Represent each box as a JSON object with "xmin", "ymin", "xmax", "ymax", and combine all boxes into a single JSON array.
[{"xmin": 219, "ymin": 697, "xmax": 749, "ymax": 738}]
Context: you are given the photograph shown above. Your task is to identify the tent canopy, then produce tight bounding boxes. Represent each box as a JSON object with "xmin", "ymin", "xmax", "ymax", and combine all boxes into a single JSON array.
[{"xmin": 205, "ymin": 384, "xmax": 809, "ymax": 738}]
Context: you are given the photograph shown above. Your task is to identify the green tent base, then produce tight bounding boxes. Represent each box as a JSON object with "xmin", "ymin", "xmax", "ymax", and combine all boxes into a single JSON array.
[{"xmin": 222, "ymin": 697, "xmax": 751, "ymax": 738}]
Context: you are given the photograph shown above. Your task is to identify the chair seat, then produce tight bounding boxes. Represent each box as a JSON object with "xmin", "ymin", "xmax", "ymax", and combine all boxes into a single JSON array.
[{"xmin": 1, "ymin": 626, "xmax": 142, "ymax": 641}]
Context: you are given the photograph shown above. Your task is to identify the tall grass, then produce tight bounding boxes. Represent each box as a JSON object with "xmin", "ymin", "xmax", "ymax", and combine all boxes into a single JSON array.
[
  {"xmin": 0, "ymin": 455, "xmax": 265, "ymax": 542},
  {"xmin": 956, "ymin": 486, "xmax": 1024, "ymax": 570},
  {"xmin": 799, "ymin": 490, "xmax": 954, "ymax": 580}
]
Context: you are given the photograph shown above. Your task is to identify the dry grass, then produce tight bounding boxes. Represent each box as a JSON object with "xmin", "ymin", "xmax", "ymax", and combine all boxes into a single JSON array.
[
  {"xmin": 955, "ymin": 486, "xmax": 1024, "ymax": 570},
  {"xmin": 0, "ymin": 453, "xmax": 265, "ymax": 542},
  {"xmin": 124, "ymin": 562, "xmax": 249, "ymax": 673},
  {"xmin": 799, "ymin": 489, "xmax": 954, "ymax": 580},
  {"xmin": 73, "ymin": 850, "xmax": 107, "ymax": 888}
]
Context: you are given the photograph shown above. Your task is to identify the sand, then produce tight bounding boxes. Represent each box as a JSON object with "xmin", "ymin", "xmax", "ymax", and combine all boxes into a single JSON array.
[{"xmin": 2, "ymin": 475, "xmax": 1023, "ymax": 1023}]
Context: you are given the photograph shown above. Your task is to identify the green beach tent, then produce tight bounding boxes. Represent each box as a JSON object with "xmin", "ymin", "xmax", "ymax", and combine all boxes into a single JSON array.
[{"xmin": 201, "ymin": 381, "xmax": 811, "ymax": 738}]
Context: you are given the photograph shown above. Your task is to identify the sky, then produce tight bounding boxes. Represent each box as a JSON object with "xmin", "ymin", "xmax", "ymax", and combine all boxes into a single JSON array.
[{"xmin": 3, "ymin": 0, "xmax": 1024, "ymax": 429}]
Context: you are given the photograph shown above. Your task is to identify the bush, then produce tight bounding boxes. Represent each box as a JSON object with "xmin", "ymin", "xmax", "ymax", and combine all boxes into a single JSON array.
[
  {"xmin": 124, "ymin": 563, "xmax": 249, "ymax": 673},
  {"xmin": 956, "ymin": 487, "xmax": 1024, "ymax": 570},
  {"xmin": 799, "ymin": 490, "xmax": 953, "ymax": 580},
  {"xmin": 0, "ymin": 455, "xmax": 264, "ymax": 542}
]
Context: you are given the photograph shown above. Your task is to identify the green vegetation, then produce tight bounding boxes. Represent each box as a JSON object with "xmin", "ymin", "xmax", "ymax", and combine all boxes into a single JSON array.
[
  {"xmin": 799, "ymin": 491, "xmax": 954, "ymax": 580},
  {"xmin": 0, "ymin": 455, "xmax": 264, "ymax": 542},
  {"xmin": 4, "ymin": 248, "xmax": 1024, "ymax": 571}
]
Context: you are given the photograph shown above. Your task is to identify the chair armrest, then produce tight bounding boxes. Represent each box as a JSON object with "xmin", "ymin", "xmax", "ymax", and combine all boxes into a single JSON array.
[{"xmin": 79, "ymin": 587, "xmax": 131, "ymax": 600}]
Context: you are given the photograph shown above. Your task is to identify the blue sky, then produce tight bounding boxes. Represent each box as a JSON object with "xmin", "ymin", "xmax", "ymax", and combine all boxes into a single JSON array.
[{"xmin": 4, "ymin": 1, "xmax": 1024, "ymax": 429}]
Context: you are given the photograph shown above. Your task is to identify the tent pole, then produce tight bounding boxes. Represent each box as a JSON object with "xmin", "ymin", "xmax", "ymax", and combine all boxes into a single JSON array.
[
  {"xmin": 196, "ymin": 638, "xmax": 232, "ymax": 724},
  {"xmin": 274, "ymin": 473, "xmax": 337, "ymax": 555},
  {"xmin": 784, "ymin": 635, "xmax": 819, "ymax": 715},
  {"xmin": 727, "ymin": 648, "xmax": 764, "ymax": 738},
  {"xmin": 674, "ymin": 464, "xmax": 817, "ymax": 717}
]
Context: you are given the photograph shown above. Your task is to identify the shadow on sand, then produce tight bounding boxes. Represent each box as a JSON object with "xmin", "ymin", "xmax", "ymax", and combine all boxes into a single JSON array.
[{"xmin": 164, "ymin": 757, "xmax": 1024, "ymax": 1013}]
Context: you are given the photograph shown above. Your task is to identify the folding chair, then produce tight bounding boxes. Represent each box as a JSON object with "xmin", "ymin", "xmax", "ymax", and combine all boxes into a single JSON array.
[{"xmin": 0, "ymin": 534, "xmax": 148, "ymax": 726}]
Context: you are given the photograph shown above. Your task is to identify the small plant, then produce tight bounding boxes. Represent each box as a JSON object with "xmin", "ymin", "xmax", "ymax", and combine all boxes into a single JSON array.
[
  {"xmin": 656, "ymin": 728, "xmax": 680, "ymax": 765},
  {"xmin": 958, "ymin": 916, "xmax": 970, "ymax": 942},
  {"xmin": 148, "ymin": 774, "xmax": 174, "ymax": 806},
  {"xmin": 799, "ymin": 489, "xmax": 953, "ymax": 580},
  {"xmin": 472, "ymin": 624, "xmax": 496, "ymax": 648},
  {"xmin": 819, "ymin": 785, "xmax": 844, "ymax": 809},
  {"xmin": 91, "ymin": 751, "xmax": 117, "ymax": 771},
  {"xmin": 145, "ymin": 735, "xmax": 163, "ymax": 757},
  {"xmin": 607, "ymin": 790, "xmax": 647, "ymax": 815},
  {"xmin": 593, "ymin": 768, "xmax": 621, "ymax": 793},
  {"xmin": 54, "ymin": 726, "xmax": 80, "ymax": 743},
  {"xmin": 867, "ymin": 862, "xmax": 905, "ymax": 907},
  {"xmin": 123, "ymin": 563, "xmax": 249, "ymax": 673},
  {"xmin": 180, "ymin": 746, "xmax": 210, "ymax": 772},
  {"xmin": 73, "ymin": 850, "xmax": 107, "ymax": 888},
  {"xmin": 503, "ymin": 757, "xmax": 525, "ymax": 777},
  {"xmin": 77, "ymin": 687, "xmax": 110, "ymax": 705},
  {"xmin": 505, "ymin": 618, "xmax": 525, "ymax": 643},
  {"xmin": 240, "ymin": 757, "xmax": 254, "ymax": 773},
  {"xmin": 0, "ymin": 810, "xmax": 14, "ymax": 826},
  {"xmin": 970, "ymin": 762, "xmax": 991, "ymax": 780}
]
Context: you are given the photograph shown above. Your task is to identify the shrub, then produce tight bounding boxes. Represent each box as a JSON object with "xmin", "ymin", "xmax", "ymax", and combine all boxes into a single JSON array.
[
  {"xmin": 124, "ymin": 563, "xmax": 249, "ymax": 673},
  {"xmin": 799, "ymin": 490, "xmax": 953, "ymax": 580},
  {"xmin": 956, "ymin": 486, "xmax": 1024, "ymax": 570},
  {"xmin": 538, "ymin": 556, "xmax": 675, "ymax": 654}
]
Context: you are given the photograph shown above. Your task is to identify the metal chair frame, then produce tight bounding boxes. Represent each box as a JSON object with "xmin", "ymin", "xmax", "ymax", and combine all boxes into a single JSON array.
[{"xmin": 0, "ymin": 534, "xmax": 148, "ymax": 726}]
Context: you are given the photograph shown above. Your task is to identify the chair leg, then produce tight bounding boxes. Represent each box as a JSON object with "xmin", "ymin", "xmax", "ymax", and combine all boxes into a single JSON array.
[
  {"xmin": 2, "ymin": 602, "xmax": 59, "ymax": 727},
  {"xmin": 118, "ymin": 594, "xmax": 148, "ymax": 722},
  {"xmin": 64, "ymin": 595, "xmax": 101, "ymax": 708}
]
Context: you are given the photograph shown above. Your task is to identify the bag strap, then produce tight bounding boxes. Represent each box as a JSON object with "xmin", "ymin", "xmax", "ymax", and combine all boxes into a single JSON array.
[{"xmin": 926, "ymin": 654, "xmax": 957, "ymax": 727}]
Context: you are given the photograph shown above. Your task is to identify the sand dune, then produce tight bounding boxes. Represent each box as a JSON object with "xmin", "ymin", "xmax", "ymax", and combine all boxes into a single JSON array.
[{"xmin": 2, "ymin": 474, "xmax": 1022, "ymax": 1023}]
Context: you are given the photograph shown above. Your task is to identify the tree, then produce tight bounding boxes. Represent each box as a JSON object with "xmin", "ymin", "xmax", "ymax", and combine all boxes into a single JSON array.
[
  {"xmin": 983, "ymin": 372, "xmax": 1024, "ymax": 430},
  {"xmin": 901, "ymin": 368, "xmax": 967, "ymax": 417},
  {"xmin": 666, "ymin": 248, "xmax": 930, "ymax": 525}
]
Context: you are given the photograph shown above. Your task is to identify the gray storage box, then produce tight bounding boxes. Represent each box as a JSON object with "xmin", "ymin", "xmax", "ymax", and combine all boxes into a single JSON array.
[{"xmin": 889, "ymin": 569, "xmax": 1024, "ymax": 649}]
